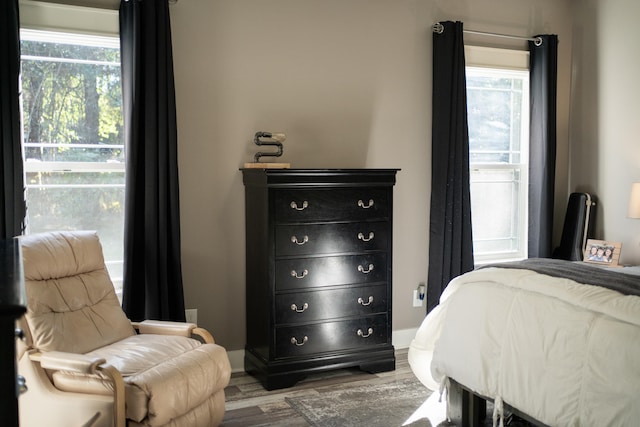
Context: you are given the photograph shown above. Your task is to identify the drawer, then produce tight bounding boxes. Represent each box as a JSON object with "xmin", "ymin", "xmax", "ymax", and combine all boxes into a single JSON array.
[
  {"xmin": 275, "ymin": 285, "xmax": 388, "ymax": 324},
  {"xmin": 274, "ymin": 188, "xmax": 389, "ymax": 222},
  {"xmin": 275, "ymin": 221, "xmax": 389, "ymax": 256},
  {"xmin": 275, "ymin": 315, "xmax": 389, "ymax": 358},
  {"xmin": 275, "ymin": 253, "xmax": 387, "ymax": 290}
]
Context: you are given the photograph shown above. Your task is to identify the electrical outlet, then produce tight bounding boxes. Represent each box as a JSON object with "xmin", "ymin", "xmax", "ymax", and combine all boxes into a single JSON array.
[
  {"xmin": 412, "ymin": 290, "xmax": 423, "ymax": 307},
  {"xmin": 185, "ymin": 308, "xmax": 198, "ymax": 325}
]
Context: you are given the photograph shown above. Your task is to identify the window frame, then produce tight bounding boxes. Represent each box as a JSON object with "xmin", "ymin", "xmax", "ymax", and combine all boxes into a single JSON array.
[{"xmin": 19, "ymin": 0, "xmax": 118, "ymax": 37}]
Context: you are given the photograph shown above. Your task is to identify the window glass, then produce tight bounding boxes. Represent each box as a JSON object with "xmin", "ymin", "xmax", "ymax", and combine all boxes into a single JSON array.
[
  {"xmin": 466, "ymin": 65, "xmax": 529, "ymax": 263},
  {"xmin": 20, "ymin": 30, "xmax": 124, "ymax": 291}
]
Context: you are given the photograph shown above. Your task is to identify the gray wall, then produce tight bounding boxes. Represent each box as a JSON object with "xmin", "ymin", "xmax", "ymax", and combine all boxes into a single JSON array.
[
  {"xmin": 169, "ymin": 0, "xmax": 573, "ymax": 351},
  {"xmin": 569, "ymin": 0, "xmax": 640, "ymax": 265}
]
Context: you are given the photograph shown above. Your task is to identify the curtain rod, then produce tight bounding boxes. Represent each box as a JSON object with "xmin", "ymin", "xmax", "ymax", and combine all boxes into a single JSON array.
[{"xmin": 433, "ymin": 22, "xmax": 543, "ymax": 47}]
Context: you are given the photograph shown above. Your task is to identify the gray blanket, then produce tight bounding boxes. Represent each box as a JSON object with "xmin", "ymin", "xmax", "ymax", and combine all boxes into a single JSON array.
[{"xmin": 482, "ymin": 258, "xmax": 640, "ymax": 297}]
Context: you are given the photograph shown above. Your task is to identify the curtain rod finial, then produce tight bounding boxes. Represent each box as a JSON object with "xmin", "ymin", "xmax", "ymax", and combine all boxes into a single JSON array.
[{"xmin": 433, "ymin": 22, "xmax": 444, "ymax": 34}]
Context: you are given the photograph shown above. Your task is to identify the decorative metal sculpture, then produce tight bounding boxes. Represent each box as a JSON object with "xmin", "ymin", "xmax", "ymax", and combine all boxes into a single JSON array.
[{"xmin": 253, "ymin": 131, "xmax": 286, "ymax": 162}]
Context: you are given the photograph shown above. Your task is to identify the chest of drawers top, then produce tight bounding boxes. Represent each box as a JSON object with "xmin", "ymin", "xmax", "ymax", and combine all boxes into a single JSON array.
[
  {"xmin": 241, "ymin": 168, "xmax": 399, "ymax": 186},
  {"xmin": 243, "ymin": 169, "xmax": 398, "ymax": 217}
]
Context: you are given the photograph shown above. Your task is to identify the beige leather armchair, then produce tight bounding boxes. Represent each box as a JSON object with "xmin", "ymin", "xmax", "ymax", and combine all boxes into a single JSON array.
[{"xmin": 17, "ymin": 231, "xmax": 231, "ymax": 427}]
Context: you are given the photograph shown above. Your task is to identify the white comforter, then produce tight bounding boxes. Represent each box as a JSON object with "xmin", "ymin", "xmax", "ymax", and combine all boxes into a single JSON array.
[{"xmin": 408, "ymin": 267, "xmax": 640, "ymax": 426}]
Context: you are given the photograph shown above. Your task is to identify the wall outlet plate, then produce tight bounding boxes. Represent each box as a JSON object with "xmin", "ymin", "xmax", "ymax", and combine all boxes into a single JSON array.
[
  {"xmin": 412, "ymin": 289, "xmax": 423, "ymax": 307},
  {"xmin": 185, "ymin": 308, "xmax": 198, "ymax": 325}
]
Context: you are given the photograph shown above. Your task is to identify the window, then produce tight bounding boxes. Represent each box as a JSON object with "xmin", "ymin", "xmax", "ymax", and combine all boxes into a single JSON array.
[
  {"xmin": 20, "ymin": 28, "xmax": 125, "ymax": 292},
  {"xmin": 466, "ymin": 46, "xmax": 530, "ymax": 263}
]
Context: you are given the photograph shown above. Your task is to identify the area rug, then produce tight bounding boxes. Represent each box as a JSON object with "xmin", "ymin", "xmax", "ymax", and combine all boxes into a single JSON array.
[{"xmin": 285, "ymin": 377, "xmax": 433, "ymax": 427}]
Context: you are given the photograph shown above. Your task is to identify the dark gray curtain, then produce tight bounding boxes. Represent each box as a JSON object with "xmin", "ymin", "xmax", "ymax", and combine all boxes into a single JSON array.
[
  {"xmin": 1, "ymin": 0, "xmax": 26, "ymax": 239},
  {"xmin": 528, "ymin": 35, "xmax": 558, "ymax": 258},
  {"xmin": 120, "ymin": 0, "xmax": 185, "ymax": 322},
  {"xmin": 427, "ymin": 21, "xmax": 474, "ymax": 313}
]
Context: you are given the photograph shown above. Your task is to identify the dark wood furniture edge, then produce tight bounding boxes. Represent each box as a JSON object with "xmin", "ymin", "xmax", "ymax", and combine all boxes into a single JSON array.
[
  {"xmin": 449, "ymin": 378, "xmax": 550, "ymax": 427},
  {"xmin": 1, "ymin": 238, "xmax": 26, "ymax": 427}
]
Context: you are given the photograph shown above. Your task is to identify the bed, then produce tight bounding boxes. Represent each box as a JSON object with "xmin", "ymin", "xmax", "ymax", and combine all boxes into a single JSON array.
[{"xmin": 408, "ymin": 258, "xmax": 640, "ymax": 426}]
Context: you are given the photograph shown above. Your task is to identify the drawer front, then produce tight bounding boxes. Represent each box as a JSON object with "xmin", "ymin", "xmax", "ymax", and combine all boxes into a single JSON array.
[
  {"xmin": 275, "ymin": 253, "xmax": 387, "ymax": 290},
  {"xmin": 275, "ymin": 188, "xmax": 389, "ymax": 222},
  {"xmin": 275, "ymin": 285, "xmax": 388, "ymax": 324},
  {"xmin": 275, "ymin": 222, "xmax": 389, "ymax": 256},
  {"xmin": 275, "ymin": 315, "xmax": 389, "ymax": 358}
]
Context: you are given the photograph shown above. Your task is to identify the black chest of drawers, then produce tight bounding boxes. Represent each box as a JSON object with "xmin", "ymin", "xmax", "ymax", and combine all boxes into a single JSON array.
[{"xmin": 241, "ymin": 169, "xmax": 398, "ymax": 390}]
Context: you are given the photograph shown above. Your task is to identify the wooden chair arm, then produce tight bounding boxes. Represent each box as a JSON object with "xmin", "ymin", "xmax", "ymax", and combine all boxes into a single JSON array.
[
  {"xmin": 99, "ymin": 364, "xmax": 125, "ymax": 427},
  {"xmin": 192, "ymin": 327, "xmax": 215, "ymax": 344},
  {"xmin": 30, "ymin": 351, "xmax": 126, "ymax": 427}
]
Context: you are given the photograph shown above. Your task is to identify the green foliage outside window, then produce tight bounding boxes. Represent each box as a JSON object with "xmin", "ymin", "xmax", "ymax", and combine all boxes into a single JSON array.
[{"xmin": 21, "ymin": 40, "xmax": 123, "ymax": 153}]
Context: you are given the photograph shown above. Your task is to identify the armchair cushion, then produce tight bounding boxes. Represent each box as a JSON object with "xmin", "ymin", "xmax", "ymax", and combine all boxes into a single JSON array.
[
  {"xmin": 50, "ymin": 333, "xmax": 230, "ymax": 425},
  {"xmin": 21, "ymin": 231, "xmax": 135, "ymax": 354}
]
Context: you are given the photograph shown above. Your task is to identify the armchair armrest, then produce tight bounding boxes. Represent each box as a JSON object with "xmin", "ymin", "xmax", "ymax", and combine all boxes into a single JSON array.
[
  {"xmin": 30, "ymin": 351, "xmax": 126, "ymax": 427},
  {"xmin": 36, "ymin": 351, "xmax": 105, "ymax": 374},
  {"xmin": 136, "ymin": 319, "xmax": 196, "ymax": 336},
  {"xmin": 133, "ymin": 319, "xmax": 215, "ymax": 343}
]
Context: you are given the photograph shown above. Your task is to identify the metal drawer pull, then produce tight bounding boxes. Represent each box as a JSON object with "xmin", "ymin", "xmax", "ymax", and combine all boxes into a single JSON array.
[
  {"xmin": 358, "ymin": 263, "xmax": 374, "ymax": 274},
  {"xmin": 357, "ymin": 232, "xmax": 375, "ymax": 242},
  {"xmin": 290, "ymin": 302, "xmax": 309, "ymax": 312},
  {"xmin": 291, "ymin": 235, "xmax": 309, "ymax": 245},
  {"xmin": 290, "ymin": 200, "xmax": 308, "ymax": 211},
  {"xmin": 357, "ymin": 296, "xmax": 374, "ymax": 306},
  {"xmin": 357, "ymin": 199, "xmax": 375, "ymax": 209},
  {"xmin": 290, "ymin": 269, "xmax": 308, "ymax": 279},
  {"xmin": 291, "ymin": 336, "xmax": 308, "ymax": 346},
  {"xmin": 357, "ymin": 328, "xmax": 374, "ymax": 338},
  {"xmin": 17, "ymin": 375, "xmax": 28, "ymax": 394}
]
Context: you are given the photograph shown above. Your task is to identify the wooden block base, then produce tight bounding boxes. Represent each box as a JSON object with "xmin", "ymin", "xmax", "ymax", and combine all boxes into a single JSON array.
[{"xmin": 243, "ymin": 162, "xmax": 291, "ymax": 169}]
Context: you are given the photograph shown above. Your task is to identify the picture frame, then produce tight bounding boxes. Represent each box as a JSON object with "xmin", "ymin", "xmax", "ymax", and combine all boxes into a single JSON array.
[{"xmin": 583, "ymin": 239, "xmax": 622, "ymax": 267}]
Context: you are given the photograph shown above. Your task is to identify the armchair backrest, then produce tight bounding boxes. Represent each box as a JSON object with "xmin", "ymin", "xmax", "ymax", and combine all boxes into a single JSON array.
[{"xmin": 21, "ymin": 231, "xmax": 135, "ymax": 354}]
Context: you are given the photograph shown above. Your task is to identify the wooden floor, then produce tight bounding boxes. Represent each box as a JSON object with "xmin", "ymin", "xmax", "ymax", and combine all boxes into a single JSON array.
[{"xmin": 221, "ymin": 348, "xmax": 418, "ymax": 426}]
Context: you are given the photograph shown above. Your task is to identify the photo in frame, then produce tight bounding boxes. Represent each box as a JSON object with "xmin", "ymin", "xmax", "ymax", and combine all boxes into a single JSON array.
[{"xmin": 583, "ymin": 239, "xmax": 622, "ymax": 267}]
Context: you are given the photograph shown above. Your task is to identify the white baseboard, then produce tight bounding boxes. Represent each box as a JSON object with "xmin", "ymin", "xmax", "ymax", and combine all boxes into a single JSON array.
[
  {"xmin": 227, "ymin": 350, "xmax": 245, "ymax": 373},
  {"xmin": 392, "ymin": 327, "xmax": 419, "ymax": 350},
  {"xmin": 226, "ymin": 327, "xmax": 418, "ymax": 373}
]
